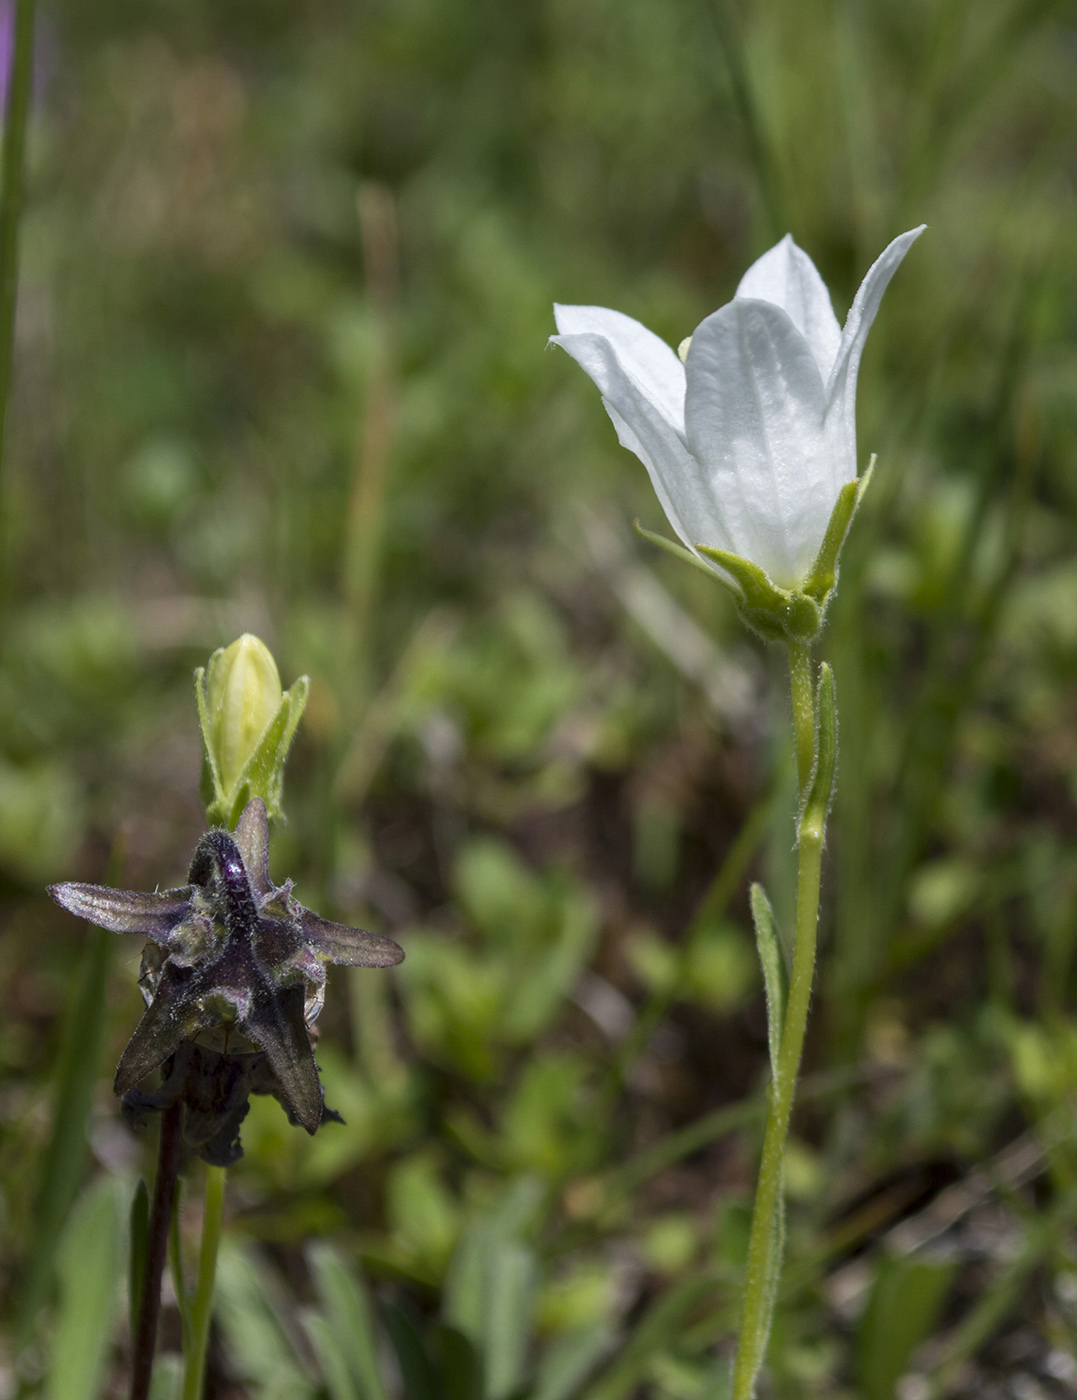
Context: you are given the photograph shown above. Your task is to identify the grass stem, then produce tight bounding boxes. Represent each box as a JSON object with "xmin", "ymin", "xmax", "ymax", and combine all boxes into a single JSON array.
[{"xmin": 0, "ymin": 0, "xmax": 35, "ymax": 479}]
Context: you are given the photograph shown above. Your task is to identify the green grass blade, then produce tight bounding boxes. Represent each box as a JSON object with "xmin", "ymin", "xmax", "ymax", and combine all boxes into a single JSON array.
[
  {"xmin": 128, "ymin": 1178, "xmax": 149, "ymax": 1344},
  {"xmin": 856, "ymin": 1252, "xmax": 956, "ymax": 1400},
  {"xmin": 302, "ymin": 1310, "xmax": 361, "ymax": 1400},
  {"xmin": 307, "ymin": 1243, "xmax": 390, "ymax": 1400},
  {"xmin": 531, "ymin": 1324, "xmax": 612, "ymax": 1400},
  {"xmin": 383, "ymin": 1302, "xmax": 440, "ymax": 1400},
  {"xmin": 483, "ymin": 1241, "xmax": 536, "ymax": 1400},
  {"xmin": 20, "ymin": 921, "xmax": 113, "ymax": 1339},
  {"xmin": 45, "ymin": 1176, "xmax": 126, "ymax": 1400}
]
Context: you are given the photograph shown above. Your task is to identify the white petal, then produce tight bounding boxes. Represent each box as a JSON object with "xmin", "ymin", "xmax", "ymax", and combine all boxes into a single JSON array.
[
  {"xmin": 553, "ymin": 304, "xmax": 685, "ymax": 430},
  {"xmin": 824, "ymin": 226, "xmax": 926, "ymax": 468},
  {"xmin": 552, "ymin": 328, "xmax": 731, "ymax": 558},
  {"xmin": 736, "ymin": 234, "xmax": 842, "ymax": 382},
  {"xmin": 684, "ymin": 299, "xmax": 832, "ymax": 586}
]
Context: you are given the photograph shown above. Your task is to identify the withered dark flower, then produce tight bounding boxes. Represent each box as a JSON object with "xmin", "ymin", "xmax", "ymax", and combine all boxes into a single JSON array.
[{"xmin": 48, "ymin": 798, "xmax": 403, "ymax": 1165}]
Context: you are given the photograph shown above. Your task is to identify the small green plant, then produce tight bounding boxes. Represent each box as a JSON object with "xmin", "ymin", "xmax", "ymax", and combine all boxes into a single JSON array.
[{"xmin": 553, "ymin": 228, "xmax": 923, "ymax": 1396}]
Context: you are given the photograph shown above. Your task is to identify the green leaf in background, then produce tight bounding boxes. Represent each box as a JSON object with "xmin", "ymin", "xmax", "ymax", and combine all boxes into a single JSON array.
[
  {"xmin": 214, "ymin": 1240, "xmax": 316, "ymax": 1400},
  {"xmin": 531, "ymin": 1324, "xmax": 613, "ymax": 1400},
  {"xmin": 855, "ymin": 1251, "xmax": 956, "ymax": 1400},
  {"xmin": 302, "ymin": 1311, "xmax": 362, "ymax": 1400},
  {"xmin": 383, "ymin": 1301, "xmax": 441, "ymax": 1400},
  {"xmin": 19, "ymin": 921, "xmax": 112, "ymax": 1342},
  {"xmin": 437, "ymin": 1323, "xmax": 484, "ymax": 1400},
  {"xmin": 307, "ymin": 1244, "xmax": 390, "ymax": 1400},
  {"xmin": 484, "ymin": 1240, "xmax": 537, "ymax": 1400},
  {"xmin": 128, "ymin": 1178, "xmax": 149, "ymax": 1344},
  {"xmin": 45, "ymin": 1175, "xmax": 126, "ymax": 1400}
]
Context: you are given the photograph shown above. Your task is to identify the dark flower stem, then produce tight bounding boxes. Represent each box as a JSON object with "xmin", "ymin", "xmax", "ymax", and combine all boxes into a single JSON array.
[
  {"xmin": 130, "ymin": 1098, "xmax": 183, "ymax": 1400},
  {"xmin": 0, "ymin": 0, "xmax": 35, "ymax": 480}
]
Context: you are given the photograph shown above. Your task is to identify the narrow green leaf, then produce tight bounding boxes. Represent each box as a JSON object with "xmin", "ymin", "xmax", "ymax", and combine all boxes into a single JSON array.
[
  {"xmin": 19, "ymin": 918, "xmax": 113, "ymax": 1340},
  {"xmin": 801, "ymin": 663, "xmax": 838, "ymax": 839},
  {"xmin": 484, "ymin": 1241, "xmax": 537, "ymax": 1400},
  {"xmin": 531, "ymin": 1324, "xmax": 612, "ymax": 1400},
  {"xmin": 213, "ymin": 1240, "xmax": 316, "ymax": 1398},
  {"xmin": 437, "ymin": 1323, "xmax": 484, "ymax": 1400},
  {"xmin": 583, "ymin": 1273, "xmax": 719, "ymax": 1400},
  {"xmin": 128, "ymin": 1179, "xmax": 149, "ymax": 1343},
  {"xmin": 749, "ymin": 884, "xmax": 785, "ymax": 1080},
  {"xmin": 383, "ymin": 1302, "xmax": 440, "ymax": 1400},
  {"xmin": 443, "ymin": 1221, "xmax": 488, "ymax": 1346},
  {"xmin": 856, "ymin": 1251, "xmax": 955, "ymax": 1400},
  {"xmin": 307, "ymin": 1243, "xmax": 390, "ymax": 1400},
  {"xmin": 302, "ymin": 1310, "xmax": 361, "ymax": 1400},
  {"xmin": 46, "ymin": 1176, "xmax": 126, "ymax": 1400}
]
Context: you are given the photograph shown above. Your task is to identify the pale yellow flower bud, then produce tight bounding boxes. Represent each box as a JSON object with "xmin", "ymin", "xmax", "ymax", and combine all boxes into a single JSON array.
[
  {"xmin": 195, "ymin": 634, "xmax": 309, "ymax": 829},
  {"xmin": 205, "ymin": 635, "xmax": 282, "ymax": 795}
]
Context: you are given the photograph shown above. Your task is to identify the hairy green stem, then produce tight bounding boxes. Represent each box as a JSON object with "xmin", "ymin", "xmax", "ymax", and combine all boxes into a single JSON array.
[
  {"xmin": 0, "ymin": 0, "xmax": 35, "ymax": 477},
  {"xmin": 181, "ymin": 1166, "xmax": 226, "ymax": 1400},
  {"xmin": 787, "ymin": 640, "xmax": 814, "ymax": 794},
  {"xmin": 731, "ymin": 652, "xmax": 828, "ymax": 1400}
]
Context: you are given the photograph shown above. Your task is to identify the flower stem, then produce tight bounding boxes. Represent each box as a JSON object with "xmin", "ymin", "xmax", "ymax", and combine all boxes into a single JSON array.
[
  {"xmin": 731, "ymin": 654, "xmax": 828, "ymax": 1400},
  {"xmin": 0, "ymin": 0, "xmax": 35, "ymax": 480},
  {"xmin": 181, "ymin": 1166, "xmax": 226, "ymax": 1400},
  {"xmin": 787, "ymin": 639, "xmax": 814, "ymax": 794},
  {"xmin": 130, "ymin": 1099, "xmax": 183, "ymax": 1400}
]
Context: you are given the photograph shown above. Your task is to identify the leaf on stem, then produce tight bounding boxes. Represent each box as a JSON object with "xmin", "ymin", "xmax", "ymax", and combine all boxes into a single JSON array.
[
  {"xmin": 749, "ymin": 883, "xmax": 785, "ymax": 1081},
  {"xmin": 801, "ymin": 662, "xmax": 838, "ymax": 839}
]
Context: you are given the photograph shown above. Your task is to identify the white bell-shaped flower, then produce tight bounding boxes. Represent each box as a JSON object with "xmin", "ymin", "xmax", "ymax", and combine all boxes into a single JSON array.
[{"xmin": 552, "ymin": 228, "xmax": 924, "ymax": 594}]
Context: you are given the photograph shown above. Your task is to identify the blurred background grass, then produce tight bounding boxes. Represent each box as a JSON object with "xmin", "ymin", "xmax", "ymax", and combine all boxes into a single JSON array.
[{"xmin": 4, "ymin": 0, "xmax": 1077, "ymax": 1396}]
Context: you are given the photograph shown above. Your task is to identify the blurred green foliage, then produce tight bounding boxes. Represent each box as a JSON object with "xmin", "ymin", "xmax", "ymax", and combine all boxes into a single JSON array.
[{"xmin": 4, "ymin": 0, "xmax": 1077, "ymax": 1395}]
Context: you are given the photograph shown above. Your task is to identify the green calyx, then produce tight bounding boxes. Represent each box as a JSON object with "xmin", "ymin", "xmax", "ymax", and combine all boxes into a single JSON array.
[
  {"xmin": 639, "ymin": 460, "xmax": 874, "ymax": 645},
  {"xmin": 195, "ymin": 634, "xmax": 309, "ymax": 830},
  {"xmin": 694, "ymin": 546, "xmax": 822, "ymax": 643}
]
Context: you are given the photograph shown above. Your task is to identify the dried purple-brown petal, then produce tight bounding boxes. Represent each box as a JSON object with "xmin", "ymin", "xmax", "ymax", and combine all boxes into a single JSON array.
[
  {"xmin": 48, "ymin": 797, "xmax": 403, "ymax": 1160},
  {"xmin": 47, "ymin": 884, "xmax": 193, "ymax": 943}
]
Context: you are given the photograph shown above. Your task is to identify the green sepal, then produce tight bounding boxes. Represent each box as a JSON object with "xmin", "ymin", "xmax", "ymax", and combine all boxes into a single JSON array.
[
  {"xmin": 803, "ymin": 456, "xmax": 875, "ymax": 607},
  {"xmin": 196, "ymin": 668, "xmax": 310, "ymax": 830},
  {"xmin": 750, "ymin": 882, "xmax": 786, "ymax": 1082},
  {"xmin": 634, "ymin": 456, "xmax": 874, "ymax": 645},
  {"xmin": 800, "ymin": 663, "xmax": 838, "ymax": 840},
  {"xmin": 695, "ymin": 545, "xmax": 821, "ymax": 643},
  {"xmin": 194, "ymin": 664, "xmax": 221, "ymax": 818},
  {"xmin": 632, "ymin": 520, "xmax": 738, "ymax": 590}
]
